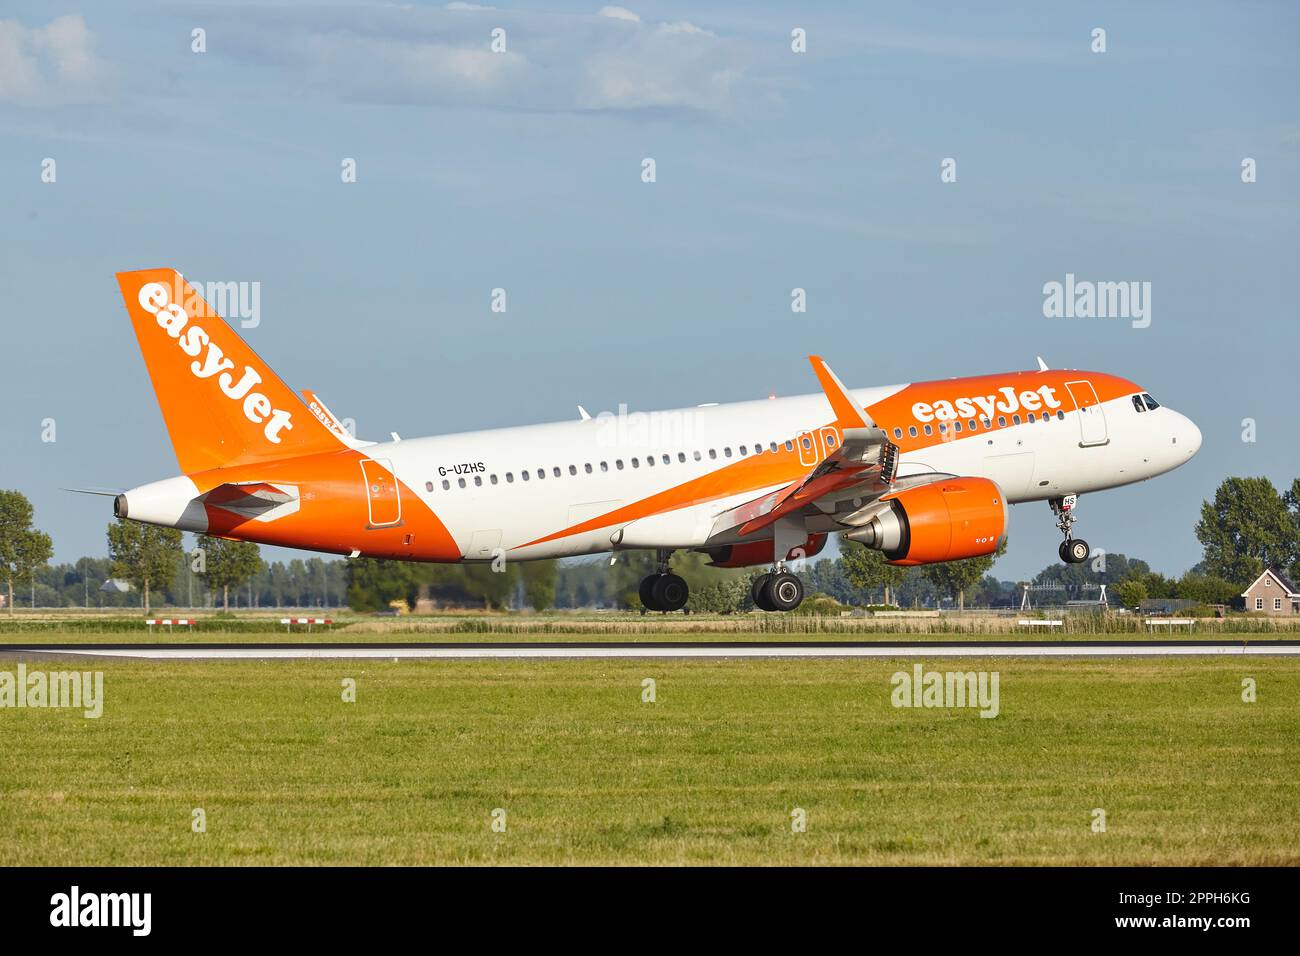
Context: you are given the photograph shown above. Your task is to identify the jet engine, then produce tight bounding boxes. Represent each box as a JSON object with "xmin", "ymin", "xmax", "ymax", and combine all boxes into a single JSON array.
[{"xmin": 841, "ymin": 477, "xmax": 1006, "ymax": 566}]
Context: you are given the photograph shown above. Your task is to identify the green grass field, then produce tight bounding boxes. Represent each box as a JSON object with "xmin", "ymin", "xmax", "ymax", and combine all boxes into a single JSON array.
[{"xmin": 2, "ymin": 646, "xmax": 1297, "ymax": 865}]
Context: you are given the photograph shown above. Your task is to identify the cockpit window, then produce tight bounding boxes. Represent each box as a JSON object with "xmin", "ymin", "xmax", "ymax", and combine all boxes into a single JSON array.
[
  {"xmin": 1142, "ymin": 393, "xmax": 1160, "ymax": 410},
  {"xmin": 1131, "ymin": 395, "xmax": 1146, "ymax": 413}
]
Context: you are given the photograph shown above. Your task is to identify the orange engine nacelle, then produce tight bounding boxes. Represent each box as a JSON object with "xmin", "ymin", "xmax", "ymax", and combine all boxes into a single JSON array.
[
  {"xmin": 843, "ymin": 477, "xmax": 1007, "ymax": 566},
  {"xmin": 706, "ymin": 533, "xmax": 827, "ymax": 568}
]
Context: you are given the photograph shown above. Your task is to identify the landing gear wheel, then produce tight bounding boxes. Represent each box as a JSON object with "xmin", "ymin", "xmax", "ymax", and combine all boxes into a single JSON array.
[
  {"xmin": 639, "ymin": 575, "xmax": 662, "ymax": 612},
  {"xmin": 652, "ymin": 573, "xmax": 689, "ymax": 612},
  {"xmin": 751, "ymin": 574, "xmax": 776, "ymax": 612},
  {"xmin": 1065, "ymin": 538, "xmax": 1090, "ymax": 564},
  {"xmin": 764, "ymin": 572, "xmax": 804, "ymax": 612}
]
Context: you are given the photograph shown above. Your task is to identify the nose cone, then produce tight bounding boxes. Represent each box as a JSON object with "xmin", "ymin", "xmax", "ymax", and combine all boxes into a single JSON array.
[{"xmin": 1175, "ymin": 412, "xmax": 1201, "ymax": 459}]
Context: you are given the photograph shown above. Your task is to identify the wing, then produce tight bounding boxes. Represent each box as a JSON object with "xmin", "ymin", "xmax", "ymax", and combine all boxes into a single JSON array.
[{"xmin": 708, "ymin": 356, "xmax": 903, "ymax": 540}]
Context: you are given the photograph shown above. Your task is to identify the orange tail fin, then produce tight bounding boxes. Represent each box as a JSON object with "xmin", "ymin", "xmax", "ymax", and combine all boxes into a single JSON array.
[{"xmin": 117, "ymin": 268, "xmax": 346, "ymax": 473}]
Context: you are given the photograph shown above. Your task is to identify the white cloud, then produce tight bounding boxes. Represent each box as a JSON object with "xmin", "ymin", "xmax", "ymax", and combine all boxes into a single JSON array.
[
  {"xmin": 208, "ymin": 5, "xmax": 749, "ymax": 114},
  {"xmin": 0, "ymin": 14, "xmax": 110, "ymax": 105},
  {"xmin": 597, "ymin": 6, "xmax": 641, "ymax": 23}
]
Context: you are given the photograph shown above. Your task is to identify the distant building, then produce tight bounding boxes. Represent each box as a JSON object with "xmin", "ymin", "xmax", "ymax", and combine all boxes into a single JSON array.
[{"xmin": 1240, "ymin": 568, "xmax": 1299, "ymax": 616}]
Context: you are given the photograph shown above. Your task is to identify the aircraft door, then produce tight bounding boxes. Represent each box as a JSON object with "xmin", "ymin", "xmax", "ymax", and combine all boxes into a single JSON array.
[
  {"xmin": 1065, "ymin": 381, "xmax": 1108, "ymax": 447},
  {"xmin": 360, "ymin": 458, "xmax": 402, "ymax": 527}
]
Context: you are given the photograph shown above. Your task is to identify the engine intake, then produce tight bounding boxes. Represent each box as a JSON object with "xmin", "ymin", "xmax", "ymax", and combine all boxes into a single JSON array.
[{"xmin": 843, "ymin": 477, "xmax": 1006, "ymax": 566}]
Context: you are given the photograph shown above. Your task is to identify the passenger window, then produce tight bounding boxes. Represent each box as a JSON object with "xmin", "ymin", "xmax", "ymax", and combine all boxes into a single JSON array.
[
  {"xmin": 425, "ymin": 481, "xmax": 434, "ymax": 492},
  {"xmin": 458, "ymin": 478, "xmax": 466, "ymax": 488},
  {"xmin": 826, "ymin": 434, "xmax": 836, "ymax": 448},
  {"xmin": 646, "ymin": 456, "xmax": 654, "ymax": 467},
  {"xmin": 694, "ymin": 451, "xmax": 702, "ymax": 461},
  {"xmin": 784, "ymin": 440, "xmax": 794, "ymax": 451},
  {"xmin": 739, "ymin": 445, "xmax": 747, "ymax": 456},
  {"xmin": 474, "ymin": 475, "xmax": 482, "ymax": 487},
  {"xmin": 801, "ymin": 436, "xmax": 811, "ymax": 450},
  {"xmin": 938, "ymin": 423, "xmax": 947, "ymax": 434},
  {"xmin": 924, "ymin": 424, "xmax": 933, "ymax": 436},
  {"xmin": 442, "ymin": 479, "xmax": 450, "ymax": 490},
  {"xmin": 522, "ymin": 471, "xmax": 530, "ymax": 481},
  {"xmin": 490, "ymin": 474, "xmax": 499, "ymax": 485},
  {"xmin": 1056, "ymin": 410, "xmax": 1065, "ymax": 420},
  {"xmin": 663, "ymin": 454, "xmax": 670, "ymax": 465},
  {"xmin": 893, "ymin": 427, "xmax": 902, "ymax": 439},
  {"xmin": 568, "ymin": 465, "xmax": 577, "ymax": 475},
  {"xmin": 954, "ymin": 421, "xmax": 962, "ymax": 433},
  {"xmin": 968, "ymin": 419, "xmax": 977, "ymax": 431},
  {"xmin": 997, "ymin": 416, "xmax": 1007, "ymax": 427},
  {"xmin": 981, "ymin": 418, "xmax": 991, "ymax": 429},
  {"xmin": 724, "ymin": 447, "xmax": 732, "ymax": 458},
  {"xmin": 1027, "ymin": 413, "xmax": 1036, "ymax": 423},
  {"xmin": 600, "ymin": 461, "xmax": 609, "ymax": 472},
  {"xmin": 770, "ymin": 442, "xmax": 779, "ymax": 453},
  {"xmin": 584, "ymin": 463, "xmax": 592, "ymax": 474},
  {"xmin": 553, "ymin": 467, "xmax": 561, "ymax": 477},
  {"xmin": 632, "ymin": 458, "xmax": 640, "ymax": 468},
  {"xmin": 908, "ymin": 426, "xmax": 918, "ymax": 437},
  {"xmin": 677, "ymin": 453, "xmax": 685, "ymax": 463},
  {"xmin": 1012, "ymin": 415, "xmax": 1021, "ymax": 425},
  {"xmin": 537, "ymin": 468, "xmax": 545, "ymax": 479},
  {"xmin": 708, "ymin": 449, "xmax": 717, "ymax": 459},
  {"xmin": 615, "ymin": 460, "xmax": 624, "ymax": 470}
]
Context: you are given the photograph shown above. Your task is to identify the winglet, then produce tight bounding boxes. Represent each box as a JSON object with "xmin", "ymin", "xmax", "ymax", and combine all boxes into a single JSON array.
[
  {"xmin": 1036, "ymin": 356, "xmax": 1049, "ymax": 372},
  {"xmin": 809, "ymin": 355, "xmax": 872, "ymax": 429}
]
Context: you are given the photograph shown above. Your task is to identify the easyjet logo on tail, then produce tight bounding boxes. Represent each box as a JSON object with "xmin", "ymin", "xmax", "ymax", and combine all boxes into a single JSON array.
[
  {"xmin": 911, "ymin": 384, "xmax": 1063, "ymax": 424},
  {"xmin": 137, "ymin": 281, "xmax": 294, "ymax": 444}
]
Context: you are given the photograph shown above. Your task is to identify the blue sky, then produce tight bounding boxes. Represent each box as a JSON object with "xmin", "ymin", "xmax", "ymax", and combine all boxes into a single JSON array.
[{"xmin": 1, "ymin": 1, "xmax": 1297, "ymax": 580}]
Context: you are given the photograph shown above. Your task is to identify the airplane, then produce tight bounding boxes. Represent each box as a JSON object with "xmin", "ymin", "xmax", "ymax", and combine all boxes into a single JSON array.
[{"xmin": 104, "ymin": 268, "xmax": 1201, "ymax": 613}]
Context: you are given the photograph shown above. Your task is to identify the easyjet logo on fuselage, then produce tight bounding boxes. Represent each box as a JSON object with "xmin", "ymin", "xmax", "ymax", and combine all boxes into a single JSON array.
[
  {"xmin": 910, "ymin": 384, "xmax": 1063, "ymax": 424},
  {"xmin": 137, "ymin": 281, "xmax": 294, "ymax": 444}
]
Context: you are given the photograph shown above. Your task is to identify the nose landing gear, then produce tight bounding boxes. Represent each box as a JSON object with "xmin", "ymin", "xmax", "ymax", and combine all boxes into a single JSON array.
[
  {"xmin": 639, "ymin": 549, "xmax": 689, "ymax": 612},
  {"xmin": 1051, "ymin": 495, "xmax": 1091, "ymax": 564}
]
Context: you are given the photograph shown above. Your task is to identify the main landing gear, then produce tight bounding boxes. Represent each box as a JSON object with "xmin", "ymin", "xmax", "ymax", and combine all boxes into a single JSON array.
[
  {"xmin": 751, "ymin": 568, "xmax": 805, "ymax": 612},
  {"xmin": 639, "ymin": 549, "xmax": 689, "ymax": 612},
  {"xmin": 1051, "ymin": 495, "xmax": 1091, "ymax": 564}
]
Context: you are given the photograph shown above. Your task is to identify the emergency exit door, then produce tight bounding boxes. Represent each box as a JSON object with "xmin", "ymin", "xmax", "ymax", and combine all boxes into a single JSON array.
[{"xmin": 360, "ymin": 458, "xmax": 402, "ymax": 527}]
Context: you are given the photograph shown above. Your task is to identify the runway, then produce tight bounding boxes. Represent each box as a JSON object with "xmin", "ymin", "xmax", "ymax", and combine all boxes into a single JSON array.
[{"xmin": 3, "ymin": 640, "xmax": 1299, "ymax": 660}]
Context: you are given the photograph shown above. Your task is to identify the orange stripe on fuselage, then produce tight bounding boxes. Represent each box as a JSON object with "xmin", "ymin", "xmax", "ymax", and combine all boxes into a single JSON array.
[{"xmin": 866, "ymin": 369, "xmax": 1138, "ymax": 455}]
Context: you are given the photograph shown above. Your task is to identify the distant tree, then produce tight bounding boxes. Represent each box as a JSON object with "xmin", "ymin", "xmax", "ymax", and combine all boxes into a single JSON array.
[
  {"xmin": 195, "ymin": 535, "xmax": 263, "ymax": 610},
  {"xmin": 1195, "ymin": 477, "xmax": 1298, "ymax": 586},
  {"xmin": 520, "ymin": 561, "xmax": 558, "ymax": 611},
  {"xmin": 1175, "ymin": 571, "xmax": 1239, "ymax": 606},
  {"xmin": 107, "ymin": 519, "xmax": 182, "ymax": 614},
  {"xmin": 1284, "ymin": 478, "xmax": 1300, "ymax": 583},
  {"xmin": 1114, "ymin": 579, "xmax": 1148, "ymax": 609},
  {"xmin": 0, "ymin": 491, "xmax": 55, "ymax": 614},
  {"xmin": 840, "ymin": 539, "xmax": 910, "ymax": 606},
  {"xmin": 921, "ymin": 543, "xmax": 1004, "ymax": 611}
]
